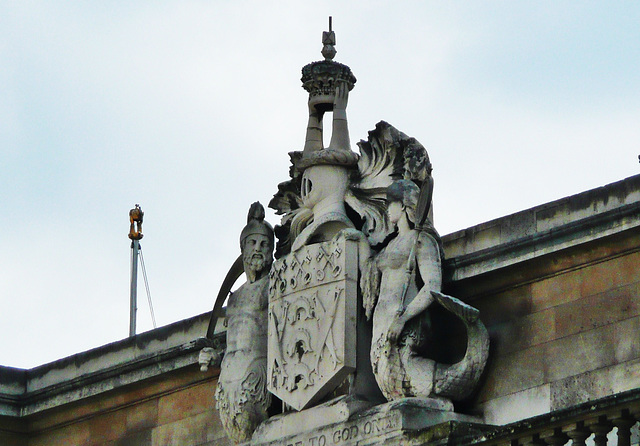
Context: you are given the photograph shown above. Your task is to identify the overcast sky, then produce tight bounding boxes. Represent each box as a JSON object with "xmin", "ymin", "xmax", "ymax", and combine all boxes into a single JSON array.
[{"xmin": 2, "ymin": 2, "xmax": 639, "ymax": 369}]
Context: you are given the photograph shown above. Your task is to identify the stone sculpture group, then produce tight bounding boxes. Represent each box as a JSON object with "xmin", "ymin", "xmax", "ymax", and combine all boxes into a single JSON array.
[{"xmin": 199, "ymin": 23, "xmax": 490, "ymax": 444}]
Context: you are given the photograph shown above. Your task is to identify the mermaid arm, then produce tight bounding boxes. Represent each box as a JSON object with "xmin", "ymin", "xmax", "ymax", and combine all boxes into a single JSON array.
[{"xmin": 388, "ymin": 231, "xmax": 442, "ymax": 343}]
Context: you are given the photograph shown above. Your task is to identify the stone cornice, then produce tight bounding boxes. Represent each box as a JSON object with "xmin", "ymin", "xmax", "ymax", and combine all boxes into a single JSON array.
[
  {"xmin": 21, "ymin": 340, "xmax": 201, "ymax": 416},
  {"xmin": 445, "ymin": 201, "xmax": 640, "ymax": 281},
  {"xmin": 0, "ymin": 312, "xmax": 222, "ymax": 418},
  {"xmin": 443, "ymin": 174, "xmax": 640, "ymax": 288}
]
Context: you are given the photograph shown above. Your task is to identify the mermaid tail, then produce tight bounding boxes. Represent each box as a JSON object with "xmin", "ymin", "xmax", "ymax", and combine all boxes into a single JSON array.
[{"xmin": 430, "ymin": 291, "xmax": 490, "ymax": 401}]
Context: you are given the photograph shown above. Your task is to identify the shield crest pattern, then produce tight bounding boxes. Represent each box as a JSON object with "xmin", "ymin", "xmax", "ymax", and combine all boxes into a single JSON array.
[{"xmin": 267, "ymin": 237, "xmax": 357, "ymax": 411}]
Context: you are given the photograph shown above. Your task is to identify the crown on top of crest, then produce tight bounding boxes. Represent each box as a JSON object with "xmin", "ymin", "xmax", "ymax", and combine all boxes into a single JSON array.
[{"xmin": 301, "ymin": 17, "xmax": 356, "ymax": 112}]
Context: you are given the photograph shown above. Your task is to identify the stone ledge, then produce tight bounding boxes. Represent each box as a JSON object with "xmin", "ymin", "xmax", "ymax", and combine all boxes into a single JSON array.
[
  {"xmin": 443, "ymin": 174, "xmax": 640, "ymax": 283},
  {"xmin": 0, "ymin": 368, "xmax": 27, "ymax": 417},
  {"xmin": 469, "ymin": 387, "xmax": 640, "ymax": 444},
  {"xmin": 445, "ymin": 200, "xmax": 640, "ymax": 282},
  {"xmin": 0, "ymin": 312, "xmax": 222, "ymax": 418},
  {"xmin": 250, "ymin": 397, "xmax": 485, "ymax": 446},
  {"xmin": 21, "ymin": 340, "xmax": 201, "ymax": 416}
]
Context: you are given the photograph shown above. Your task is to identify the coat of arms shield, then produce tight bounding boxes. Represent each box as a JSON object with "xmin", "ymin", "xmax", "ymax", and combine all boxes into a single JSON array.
[{"xmin": 267, "ymin": 236, "xmax": 357, "ymax": 410}]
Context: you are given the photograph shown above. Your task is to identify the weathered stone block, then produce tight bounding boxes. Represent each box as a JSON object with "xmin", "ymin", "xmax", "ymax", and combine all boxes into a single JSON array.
[
  {"xmin": 109, "ymin": 430, "xmax": 153, "ymax": 446},
  {"xmin": 476, "ymin": 345, "xmax": 546, "ymax": 402},
  {"xmin": 549, "ymin": 369, "xmax": 613, "ymax": 411},
  {"xmin": 474, "ymin": 285, "xmax": 532, "ymax": 326},
  {"xmin": 465, "ymin": 223, "xmax": 502, "ymax": 252},
  {"xmin": 554, "ymin": 282, "xmax": 640, "ymax": 339},
  {"xmin": 88, "ymin": 408, "xmax": 128, "ymax": 443},
  {"xmin": 157, "ymin": 381, "xmax": 214, "ymax": 425},
  {"xmin": 498, "ymin": 211, "xmax": 537, "ymax": 245},
  {"xmin": 530, "ymin": 270, "xmax": 581, "ymax": 312},
  {"xmin": 152, "ymin": 410, "xmax": 222, "ymax": 446},
  {"xmin": 479, "ymin": 384, "xmax": 551, "ymax": 425},
  {"xmin": 544, "ymin": 323, "xmax": 616, "ymax": 382},
  {"xmin": 577, "ymin": 256, "xmax": 622, "ymax": 298},
  {"xmin": 488, "ymin": 308, "xmax": 555, "ymax": 357},
  {"xmin": 614, "ymin": 315, "xmax": 640, "ymax": 363},
  {"xmin": 125, "ymin": 399, "xmax": 159, "ymax": 433},
  {"xmin": 29, "ymin": 420, "xmax": 92, "ymax": 446},
  {"xmin": 550, "ymin": 358, "xmax": 640, "ymax": 411},
  {"xmin": 609, "ymin": 357, "xmax": 640, "ymax": 395}
]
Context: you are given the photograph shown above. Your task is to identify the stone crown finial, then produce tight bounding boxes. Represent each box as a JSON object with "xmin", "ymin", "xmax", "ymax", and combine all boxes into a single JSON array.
[{"xmin": 301, "ymin": 18, "xmax": 356, "ymax": 112}]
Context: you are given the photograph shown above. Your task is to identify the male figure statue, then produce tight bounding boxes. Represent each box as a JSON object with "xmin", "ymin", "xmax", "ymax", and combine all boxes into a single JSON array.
[{"xmin": 199, "ymin": 202, "xmax": 274, "ymax": 443}]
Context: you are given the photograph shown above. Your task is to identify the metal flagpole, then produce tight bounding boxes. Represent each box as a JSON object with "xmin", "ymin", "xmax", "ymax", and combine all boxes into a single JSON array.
[
  {"xmin": 128, "ymin": 204, "xmax": 144, "ymax": 337},
  {"xmin": 130, "ymin": 239, "xmax": 139, "ymax": 337}
]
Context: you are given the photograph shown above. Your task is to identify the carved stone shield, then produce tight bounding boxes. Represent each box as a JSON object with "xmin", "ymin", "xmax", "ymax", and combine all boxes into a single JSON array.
[{"xmin": 267, "ymin": 237, "xmax": 357, "ymax": 411}]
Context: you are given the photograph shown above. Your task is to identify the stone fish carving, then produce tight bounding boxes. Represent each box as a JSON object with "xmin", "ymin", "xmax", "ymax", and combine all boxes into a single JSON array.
[{"xmin": 351, "ymin": 179, "xmax": 489, "ymax": 402}]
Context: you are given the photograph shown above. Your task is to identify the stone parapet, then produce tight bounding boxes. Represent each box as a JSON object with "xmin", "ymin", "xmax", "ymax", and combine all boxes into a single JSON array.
[
  {"xmin": 443, "ymin": 174, "xmax": 640, "ymax": 288},
  {"xmin": 467, "ymin": 386, "xmax": 640, "ymax": 445},
  {"xmin": 0, "ymin": 312, "xmax": 217, "ymax": 418}
]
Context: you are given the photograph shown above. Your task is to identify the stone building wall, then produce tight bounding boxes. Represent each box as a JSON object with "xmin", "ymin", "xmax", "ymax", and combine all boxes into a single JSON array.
[
  {"xmin": 2, "ymin": 174, "xmax": 640, "ymax": 444},
  {"xmin": 443, "ymin": 174, "xmax": 640, "ymax": 426},
  {"xmin": 0, "ymin": 313, "xmax": 231, "ymax": 446},
  {"xmin": 473, "ymin": 241, "xmax": 640, "ymax": 425},
  {"xmin": 25, "ymin": 367, "xmax": 226, "ymax": 446}
]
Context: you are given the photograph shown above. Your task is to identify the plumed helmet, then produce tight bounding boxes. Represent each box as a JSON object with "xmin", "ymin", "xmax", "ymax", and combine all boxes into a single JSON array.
[
  {"xmin": 386, "ymin": 179, "xmax": 420, "ymax": 225},
  {"xmin": 240, "ymin": 202, "xmax": 275, "ymax": 248}
]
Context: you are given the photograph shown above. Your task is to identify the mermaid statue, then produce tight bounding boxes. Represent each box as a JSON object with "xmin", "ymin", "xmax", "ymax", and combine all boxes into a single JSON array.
[{"xmin": 346, "ymin": 177, "xmax": 489, "ymax": 403}]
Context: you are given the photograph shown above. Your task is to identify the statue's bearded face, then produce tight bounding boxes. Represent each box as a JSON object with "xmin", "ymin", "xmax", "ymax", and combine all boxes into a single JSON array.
[{"xmin": 242, "ymin": 234, "xmax": 273, "ymax": 275}]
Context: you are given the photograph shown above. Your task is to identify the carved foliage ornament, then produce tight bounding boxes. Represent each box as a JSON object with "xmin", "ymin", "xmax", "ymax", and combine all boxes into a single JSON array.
[{"xmin": 269, "ymin": 121, "xmax": 433, "ymax": 253}]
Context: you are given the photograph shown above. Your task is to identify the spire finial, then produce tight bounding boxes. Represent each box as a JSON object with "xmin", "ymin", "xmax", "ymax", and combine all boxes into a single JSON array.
[{"xmin": 321, "ymin": 16, "xmax": 336, "ymax": 60}]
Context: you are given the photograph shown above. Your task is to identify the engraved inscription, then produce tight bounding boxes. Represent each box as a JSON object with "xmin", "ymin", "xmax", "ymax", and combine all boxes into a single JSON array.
[{"xmin": 278, "ymin": 415, "xmax": 400, "ymax": 446}]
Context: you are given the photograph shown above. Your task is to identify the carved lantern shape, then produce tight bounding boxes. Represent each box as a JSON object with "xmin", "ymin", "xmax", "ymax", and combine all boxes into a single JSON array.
[{"xmin": 267, "ymin": 237, "xmax": 358, "ymax": 410}]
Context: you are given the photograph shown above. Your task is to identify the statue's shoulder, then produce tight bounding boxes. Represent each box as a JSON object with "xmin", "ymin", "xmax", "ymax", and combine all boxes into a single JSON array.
[
  {"xmin": 415, "ymin": 229, "xmax": 442, "ymax": 263},
  {"xmin": 228, "ymin": 276, "xmax": 269, "ymax": 310}
]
